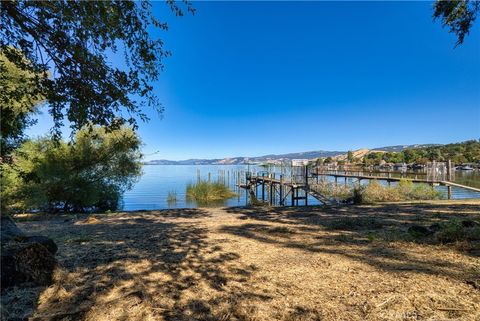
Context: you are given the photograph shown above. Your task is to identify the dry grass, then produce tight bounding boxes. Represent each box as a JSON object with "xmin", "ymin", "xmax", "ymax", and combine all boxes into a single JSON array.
[{"xmin": 2, "ymin": 201, "xmax": 480, "ymax": 321}]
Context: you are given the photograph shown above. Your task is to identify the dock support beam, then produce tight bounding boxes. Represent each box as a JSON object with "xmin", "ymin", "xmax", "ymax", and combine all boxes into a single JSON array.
[
  {"xmin": 280, "ymin": 175, "xmax": 284, "ymax": 206},
  {"xmin": 291, "ymin": 187, "xmax": 295, "ymax": 206},
  {"xmin": 262, "ymin": 174, "xmax": 265, "ymax": 201},
  {"xmin": 447, "ymin": 159, "xmax": 452, "ymax": 181},
  {"xmin": 269, "ymin": 182, "xmax": 273, "ymax": 205}
]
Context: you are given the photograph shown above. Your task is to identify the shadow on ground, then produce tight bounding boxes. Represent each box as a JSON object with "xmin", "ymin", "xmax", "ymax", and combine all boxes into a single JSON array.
[
  {"xmin": 222, "ymin": 204, "xmax": 480, "ymax": 281},
  {"xmin": 2, "ymin": 209, "xmax": 268, "ymax": 321}
]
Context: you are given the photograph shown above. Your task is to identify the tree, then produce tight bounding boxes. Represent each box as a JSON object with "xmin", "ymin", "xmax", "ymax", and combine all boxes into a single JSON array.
[
  {"xmin": 1, "ymin": 126, "xmax": 142, "ymax": 213},
  {"xmin": 1, "ymin": 1, "xmax": 194, "ymax": 138},
  {"xmin": 434, "ymin": 0, "xmax": 480, "ymax": 46},
  {"xmin": 347, "ymin": 151, "xmax": 354, "ymax": 163},
  {"xmin": 0, "ymin": 51, "xmax": 45, "ymax": 159}
]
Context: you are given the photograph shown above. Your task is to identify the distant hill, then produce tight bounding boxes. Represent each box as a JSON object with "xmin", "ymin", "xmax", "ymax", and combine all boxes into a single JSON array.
[
  {"xmin": 144, "ymin": 144, "xmax": 448, "ymax": 165},
  {"xmin": 145, "ymin": 150, "xmax": 345, "ymax": 165}
]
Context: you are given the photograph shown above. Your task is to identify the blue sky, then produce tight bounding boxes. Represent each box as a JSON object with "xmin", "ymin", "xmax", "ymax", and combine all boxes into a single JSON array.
[{"xmin": 28, "ymin": 1, "xmax": 480, "ymax": 161}]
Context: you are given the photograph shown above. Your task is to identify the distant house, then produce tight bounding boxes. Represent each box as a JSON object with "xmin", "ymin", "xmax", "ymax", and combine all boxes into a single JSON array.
[
  {"xmin": 291, "ymin": 159, "xmax": 309, "ymax": 167},
  {"xmin": 393, "ymin": 163, "xmax": 407, "ymax": 171}
]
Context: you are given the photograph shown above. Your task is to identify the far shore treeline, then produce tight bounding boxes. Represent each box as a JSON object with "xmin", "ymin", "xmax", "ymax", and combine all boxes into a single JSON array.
[
  {"xmin": 321, "ymin": 140, "xmax": 480, "ymax": 166},
  {"xmin": 360, "ymin": 140, "xmax": 480, "ymax": 166}
]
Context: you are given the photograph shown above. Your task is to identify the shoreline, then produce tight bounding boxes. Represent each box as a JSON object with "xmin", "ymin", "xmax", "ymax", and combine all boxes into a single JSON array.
[{"xmin": 13, "ymin": 198, "xmax": 480, "ymax": 220}]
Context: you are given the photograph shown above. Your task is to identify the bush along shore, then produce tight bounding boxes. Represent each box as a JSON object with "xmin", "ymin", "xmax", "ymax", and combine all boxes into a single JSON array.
[
  {"xmin": 353, "ymin": 180, "xmax": 443, "ymax": 204},
  {"xmin": 311, "ymin": 179, "xmax": 443, "ymax": 204}
]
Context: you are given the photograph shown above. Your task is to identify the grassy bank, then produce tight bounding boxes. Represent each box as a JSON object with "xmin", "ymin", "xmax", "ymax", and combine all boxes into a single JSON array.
[{"xmin": 3, "ymin": 200, "xmax": 479, "ymax": 321}]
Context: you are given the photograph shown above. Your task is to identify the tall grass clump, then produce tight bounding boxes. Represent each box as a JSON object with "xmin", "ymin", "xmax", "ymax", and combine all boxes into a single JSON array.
[
  {"xmin": 355, "ymin": 180, "xmax": 443, "ymax": 204},
  {"xmin": 186, "ymin": 180, "xmax": 237, "ymax": 205},
  {"xmin": 310, "ymin": 181, "xmax": 352, "ymax": 201},
  {"xmin": 167, "ymin": 190, "xmax": 177, "ymax": 205}
]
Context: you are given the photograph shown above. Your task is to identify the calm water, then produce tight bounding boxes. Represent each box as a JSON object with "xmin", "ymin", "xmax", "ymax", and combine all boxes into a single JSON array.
[
  {"xmin": 121, "ymin": 165, "xmax": 480, "ymax": 211},
  {"xmin": 122, "ymin": 165, "xmax": 253, "ymax": 210}
]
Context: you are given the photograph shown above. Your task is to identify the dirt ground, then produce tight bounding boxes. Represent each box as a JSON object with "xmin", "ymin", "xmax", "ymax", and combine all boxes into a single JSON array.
[{"xmin": 2, "ymin": 200, "xmax": 480, "ymax": 321}]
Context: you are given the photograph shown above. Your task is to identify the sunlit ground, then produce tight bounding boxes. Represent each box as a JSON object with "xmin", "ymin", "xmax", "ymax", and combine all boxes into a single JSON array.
[{"xmin": 2, "ymin": 200, "xmax": 480, "ymax": 321}]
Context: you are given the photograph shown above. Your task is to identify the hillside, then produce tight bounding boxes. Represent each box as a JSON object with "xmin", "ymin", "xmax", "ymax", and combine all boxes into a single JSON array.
[
  {"xmin": 145, "ymin": 150, "xmax": 345, "ymax": 165},
  {"xmin": 144, "ymin": 144, "xmax": 441, "ymax": 165}
]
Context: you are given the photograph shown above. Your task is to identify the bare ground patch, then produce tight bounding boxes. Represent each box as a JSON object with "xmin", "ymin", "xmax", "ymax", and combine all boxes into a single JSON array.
[{"xmin": 1, "ymin": 201, "xmax": 479, "ymax": 320}]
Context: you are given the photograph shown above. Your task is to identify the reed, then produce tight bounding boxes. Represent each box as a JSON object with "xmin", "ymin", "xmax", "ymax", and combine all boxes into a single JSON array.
[
  {"xmin": 356, "ymin": 180, "xmax": 443, "ymax": 204},
  {"xmin": 167, "ymin": 190, "xmax": 177, "ymax": 204},
  {"xmin": 186, "ymin": 180, "xmax": 237, "ymax": 205},
  {"xmin": 310, "ymin": 181, "xmax": 352, "ymax": 200}
]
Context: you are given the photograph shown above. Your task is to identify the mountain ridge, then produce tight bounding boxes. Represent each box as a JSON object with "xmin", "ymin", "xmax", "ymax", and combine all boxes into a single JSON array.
[{"xmin": 145, "ymin": 144, "xmax": 438, "ymax": 165}]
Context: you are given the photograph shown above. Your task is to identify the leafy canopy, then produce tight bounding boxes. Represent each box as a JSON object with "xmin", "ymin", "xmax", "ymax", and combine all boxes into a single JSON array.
[
  {"xmin": 1, "ymin": 126, "xmax": 143, "ymax": 213},
  {"xmin": 0, "ymin": 51, "xmax": 46, "ymax": 158},
  {"xmin": 1, "ymin": 1, "xmax": 194, "ymax": 137},
  {"xmin": 434, "ymin": 0, "xmax": 480, "ymax": 45}
]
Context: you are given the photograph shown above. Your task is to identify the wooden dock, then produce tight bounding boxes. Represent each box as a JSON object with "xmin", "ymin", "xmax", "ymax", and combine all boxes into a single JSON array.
[
  {"xmin": 239, "ymin": 167, "xmax": 480, "ymax": 207},
  {"xmin": 312, "ymin": 170, "xmax": 480, "ymax": 194},
  {"xmin": 240, "ymin": 174, "xmax": 331, "ymax": 206}
]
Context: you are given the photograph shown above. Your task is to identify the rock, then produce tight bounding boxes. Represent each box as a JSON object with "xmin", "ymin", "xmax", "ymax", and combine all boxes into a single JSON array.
[
  {"xmin": 1, "ymin": 242, "xmax": 58, "ymax": 288},
  {"xmin": 408, "ymin": 225, "xmax": 432, "ymax": 236},
  {"xmin": 23, "ymin": 236, "xmax": 58, "ymax": 255},
  {"xmin": 1, "ymin": 215, "xmax": 58, "ymax": 288}
]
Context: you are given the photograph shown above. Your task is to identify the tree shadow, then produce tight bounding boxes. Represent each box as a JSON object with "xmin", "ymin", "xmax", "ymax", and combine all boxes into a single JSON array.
[
  {"xmin": 222, "ymin": 204, "xmax": 480, "ymax": 282},
  {"xmin": 3, "ymin": 209, "xmax": 269, "ymax": 320}
]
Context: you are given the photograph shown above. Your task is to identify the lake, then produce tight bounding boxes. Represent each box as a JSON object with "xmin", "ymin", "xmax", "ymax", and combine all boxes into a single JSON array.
[{"xmin": 121, "ymin": 165, "xmax": 480, "ymax": 211}]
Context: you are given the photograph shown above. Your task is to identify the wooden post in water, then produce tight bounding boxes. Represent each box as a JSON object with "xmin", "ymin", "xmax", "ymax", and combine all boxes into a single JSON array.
[
  {"xmin": 245, "ymin": 172, "xmax": 249, "ymax": 205},
  {"xmin": 447, "ymin": 159, "xmax": 452, "ymax": 181},
  {"xmin": 208, "ymin": 172, "xmax": 211, "ymax": 183},
  {"xmin": 262, "ymin": 173, "xmax": 265, "ymax": 201},
  {"xmin": 280, "ymin": 175, "xmax": 284, "ymax": 206},
  {"xmin": 447, "ymin": 185, "xmax": 452, "ymax": 200},
  {"xmin": 269, "ymin": 182, "xmax": 273, "ymax": 205},
  {"xmin": 291, "ymin": 187, "xmax": 295, "ymax": 206}
]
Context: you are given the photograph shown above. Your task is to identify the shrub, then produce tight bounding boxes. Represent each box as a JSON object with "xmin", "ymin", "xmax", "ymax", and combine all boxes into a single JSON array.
[
  {"xmin": 434, "ymin": 220, "xmax": 480, "ymax": 243},
  {"xmin": 1, "ymin": 126, "xmax": 142, "ymax": 213},
  {"xmin": 352, "ymin": 186, "xmax": 364, "ymax": 204}
]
